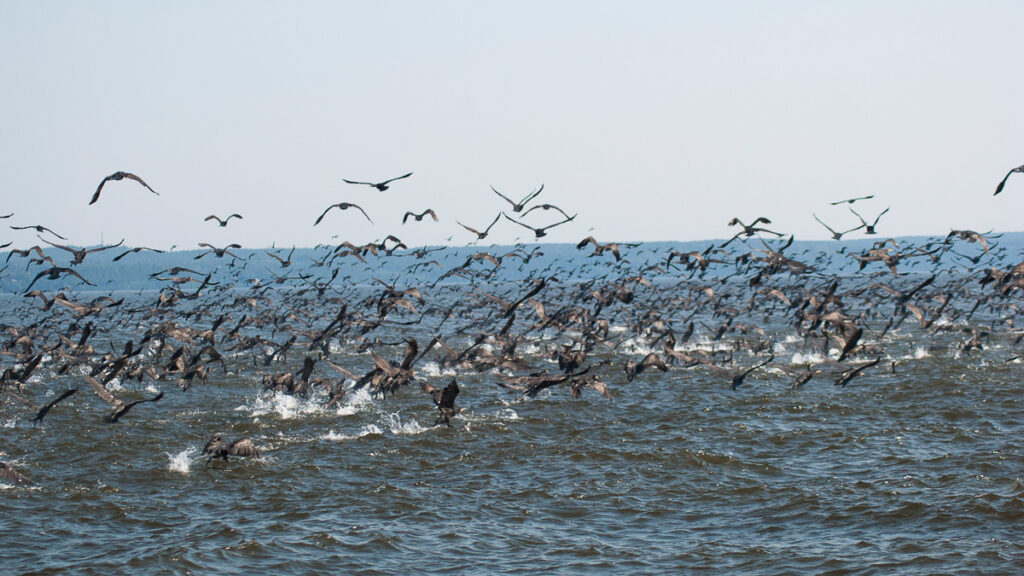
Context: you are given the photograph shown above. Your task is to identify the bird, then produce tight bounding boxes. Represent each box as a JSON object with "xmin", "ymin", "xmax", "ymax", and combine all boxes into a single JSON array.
[
  {"xmin": 40, "ymin": 237, "xmax": 124, "ymax": 266},
  {"xmin": 10, "ymin": 224, "xmax": 67, "ymax": 240},
  {"xmin": 710, "ymin": 354, "xmax": 775, "ymax": 390},
  {"xmin": 520, "ymin": 203, "xmax": 573, "ymax": 219},
  {"xmin": 813, "ymin": 214, "xmax": 864, "ymax": 240},
  {"xmin": 90, "ymin": 171, "xmax": 159, "ymax": 205},
  {"xmin": 204, "ymin": 214, "xmax": 243, "ymax": 227},
  {"xmin": 848, "ymin": 207, "xmax": 890, "ymax": 235},
  {"xmin": 502, "ymin": 212, "xmax": 575, "ymax": 239},
  {"xmin": 315, "ymin": 202, "xmax": 374, "ymax": 225},
  {"xmin": 84, "ymin": 375, "xmax": 163, "ymax": 423},
  {"xmin": 624, "ymin": 352, "xmax": 669, "ymax": 382},
  {"xmin": 31, "ymin": 388, "xmax": 78, "ymax": 426},
  {"xmin": 834, "ymin": 357, "xmax": 881, "ymax": 387},
  {"xmin": 577, "ymin": 236, "xmax": 638, "ymax": 262},
  {"xmin": 202, "ymin": 435, "xmax": 261, "ymax": 462},
  {"xmin": 112, "ymin": 246, "xmax": 165, "ymax": 262},
  {"xmin": 343, "ymin": 172, "xmax": 413, "ymax": 191},
  {"xmin": 457, "ymin": 213, "xmax": 502, "ymax": 240},
  {"xmin": 402, "ymin": 209, "xmax": 438, "ymax": 224},
  {"xmin": 0, "ymin": 461, "xmax": 32, "ymax": 485},
  {"xmin": 24, "ymin": 267, "xmax": 95, "ymax": 292},
  {"xmin": 993, "ymin": 164, "xmax": 1024, "ymax": 195},
  {"xmin": 829, "ymin": 195, "xmax": 874, "ymax": 205},
  {"xmin": 491, "ymin": 184, "xmax": 544, "ymax": 212},
  {"xmin": 195, "ymin": 243, "xmax": 242, "ymax": 260},
  {"xmin": 421, "ymin": 378, "xmax": 461, "ymax": 426}
]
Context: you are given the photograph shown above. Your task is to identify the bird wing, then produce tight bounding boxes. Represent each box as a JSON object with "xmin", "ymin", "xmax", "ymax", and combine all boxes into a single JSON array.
[
  {"xmin": 381, "ymin": 172, "xmax": 413, "ymax": 185},
  {"xmin": 342, "ymin": 179, "xmax": 374, "ymax": 186},
  {"xmin": 491, "ymin": 186, "xmax": 516, "ymax": 206},
  {"xmin": 314, "ymin": 204, "xmax": 339, "ymax": 225},
  {"xmin": 122, "ymin": 172, "xmax": 158, "ymax": 194},
  {"xmin": 84, "ymin": 375, "xmax": 120, "ymax": 407},
  {"xmin": 228, "ymin": 438, "xmax": 260, "ymax": 458}
]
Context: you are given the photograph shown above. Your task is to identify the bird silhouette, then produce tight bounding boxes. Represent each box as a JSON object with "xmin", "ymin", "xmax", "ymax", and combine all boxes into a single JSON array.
[
  {"xmin": 90, "ymin": 171, "xmax": 159, "ymax": 205},
  {"xmin": 457, "ymin": 213, "xmax": 502, "ymax": 240},
  {"xmin": 402, "ymin": 209, "xmax": 438, "ymax": 224},
  {"xmin": 848, "ymin": 207, "xmax": 890, "ymax": 235},
  {"xmin": 205, "ymin": 214, "xmax": 243, "ymax": 227},
  {"xmin": 343, "ymin": 172, "xmax": 412, "ymax": 191},
  {"xmin": 813, "ymin": 214, "xmax": 864, "ymax": 240},
  {"xmin": 491, "ymin": 184, "xmax": 543, "ymax": 212},
  {"xmin": 315, "ymin": 202, "xmax": 374, "ymax": 225}
]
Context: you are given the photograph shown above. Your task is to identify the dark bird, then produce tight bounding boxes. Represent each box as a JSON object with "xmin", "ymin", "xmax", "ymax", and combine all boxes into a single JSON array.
[
  {"xmin": 457, "ymin": 213, "xmax": 501, "ymax": 240},
  {"xmin": 90, "ymin": 171, "xmax": 159, "ymax": 205},
  {"xmin": 112, "ymin": 246, "xmax": 165, "ymax": 262},
  {"xmin": 40, "ymin": 237, "xmax": 124, "ymax": 266},
  {"xmin": 265, "ymin": 246, "xmax": 295, "ymax": 268},
  {"xmin": 0, "ymin": 461, "xmax": 31, "ymax": 485},
  {"xmin": 723, "ymin": 217, "xmax": 782, "ymax": 245},
  {"xmin": 24, "ymin": 267, "xmax": 95, "ymax": 292},
  {"xmin": 710, "ymin": 354, "xmax": 775, "ymax": 390},
  {"xmin": 813, "ymin": 214, "xmax": 864, "ymax": 240},
  {"xmin": 204, "ymin": 214, "xmax": 243, "ymax": 227},
  {"xmin": 848, "ymin": 206, "xmax": 890, "ymax": 235},
  {"xmin": 993, "ymin": 164, "xmax": 1024, "ymax": 195},
  {"xmin": 203, "ymin": 435, "xmax": 261, "ymax": 462},
  {"xmin": 31, "ymin": 388, "xmax": 78, "ymax": 426},
  {"xmin": 195, "ymin": 243, "xmax": 242, "ymax": 260},
  {"xmin": 491, "ymin": 184, "xmax": 543, "ymax": 212},
  {"xmin": 829, "ymin": 195, "xmax": 874, "ymax": 205},
  {"xmin": 520, "ymin": 203, "xmax": 572, "ymax": 219},
  {"xmin": 402, "ymin": 209, "xmax": 438, "ymax": 224},
  {"xmin": 835, "ymin": 357, "xmax": 881, "ymax": 387},
  {"xmin": 10, "ymin": 224, "xmax": 67, "ymax": 240},
  {"xmin": 577, "ymin": 236, "xmax": 639, "ymax": 262},
  {"xmin": 84, "ymin": 375, "xmax": 163, "ymax": 423},
  {"xmin": 421, "ymin": 378, "xmax": 461, "ymax": 426},
  {"xmin": 315, "ymin": 202, "xmax": 374, "ymax": 225},
  {"xmin": 502, "ymin": 212, "xmax": 575, "ymax": 239},
  {"xmin": 624, "ymin": 352, "xmax": 669, "ymax": 382},
  {"xmin": 343, "ymin": 172, "xmax": 413, "ymax": 191}
]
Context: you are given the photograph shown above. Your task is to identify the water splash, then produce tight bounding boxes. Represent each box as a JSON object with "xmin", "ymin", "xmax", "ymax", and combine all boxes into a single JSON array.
[{"xmin": 166, "ymin": 447, "xmax": 198, "ymax": 474}]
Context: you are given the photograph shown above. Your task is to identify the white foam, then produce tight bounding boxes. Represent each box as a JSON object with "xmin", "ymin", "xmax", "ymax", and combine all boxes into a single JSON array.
[
  {"xmin": 382, "ymin": 412, "xmax": 428, "ymax": 435},
  {"xmin": 791, "ymin": 351, "xmax": 829, "ymax": 365},
  {"xmin": 166, "ymin": 448, "xmax": 197, "ymax": 474},
  {"xmin": 913, "ymin": 346, "xmax": 931, "ymax": 359}
]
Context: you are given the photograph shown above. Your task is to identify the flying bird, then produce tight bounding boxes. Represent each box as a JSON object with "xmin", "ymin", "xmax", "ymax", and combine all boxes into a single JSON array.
[
  {"xmin": 520, "ymin": 203, "xmax": 572, "ymax": 219},
  {"xmin": 40, "ymin": 237, "xmax": 124, "ymax": 266},
  {"xmin": 10, "ymin": 224, "xmax": 67, "ymax": 240},
  {"xmin": 421, "ymin": 378, "xmax": 461, "ymax": 427},
  {"xmin": 994, "ymin": 164, "xmax": 1024, "ymax": 195},
  {"xmin": 491, "ymin": 184, "xmax": 543, "ymax": 212},
  {"xmin": 402, "ymin": 209, "xmax": 438, "ymax": 224},
  {"xmin": 829, "ymin": 195, "xmax": 874, "ymax": 205},
  {"xmin": 205, "ymin": 214, "xmax": 243, "ymax": 227},
  {"xmin": 813, "ymin": 214, "xmax": 864, "ymax": 240},
  {"xmin": 24, "ymin": 267, "xmax": 95, "ymax": 292},
  {"xmin": 457, "ymin": 213, "xmax": 502, "ymax": 240},
  {"xmin": 84, "ymin": 375, "xmax": 163, "ymax": 423},
  {"xmin": 502, "ymin": 212, "xmax": 575, "ymax": 239},
  {"xmin": 343, "ymin": 172, "xmax": 413, "ymax": 191},
  {"xmin": 315, "ymin": 202, "xmax": 374, "ymax": 225},
  {"xmin": 90, "ymin": 171, "xmax": 159, "ymax": 205},
  {"xmin": 848, "ymin": 207, "xmax": 890, "ymax": 235},
  {"xmin": 31, "ymin": 388, "xmax": 78, "ymax": 426}
]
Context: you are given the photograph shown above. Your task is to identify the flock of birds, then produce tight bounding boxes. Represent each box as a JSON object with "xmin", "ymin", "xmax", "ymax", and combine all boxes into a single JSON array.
[{"xmin": 0, "ymin": 165, "xmax": 1023, "ymax": 484}]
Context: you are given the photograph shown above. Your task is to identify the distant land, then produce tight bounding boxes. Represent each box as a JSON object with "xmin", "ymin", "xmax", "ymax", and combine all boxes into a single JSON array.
[{"xmin": 2, "ymin": 232, "xmax": 1020, "ymax": 294}]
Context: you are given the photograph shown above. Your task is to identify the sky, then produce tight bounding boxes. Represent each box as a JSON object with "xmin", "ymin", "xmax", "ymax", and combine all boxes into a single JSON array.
[{"xmin": 2, "ymin": 1, "xmax": 1023, "ymax": 251}]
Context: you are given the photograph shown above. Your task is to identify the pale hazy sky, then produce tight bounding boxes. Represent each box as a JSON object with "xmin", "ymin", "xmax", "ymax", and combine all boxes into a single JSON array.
[{"xmin": 2, "ymin": 2, "xmax": 1023, "ymax": 251}]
